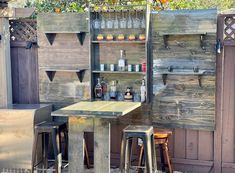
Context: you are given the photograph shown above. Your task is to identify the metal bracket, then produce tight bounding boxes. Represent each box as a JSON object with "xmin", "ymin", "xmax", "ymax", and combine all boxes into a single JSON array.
[
  {"xmin": 163, "ymin": 35, "xmax": 170, "ymax": 49},
  {"xmin": 200, "ymin": 34, "xmax": 206, "ymax": 50}
]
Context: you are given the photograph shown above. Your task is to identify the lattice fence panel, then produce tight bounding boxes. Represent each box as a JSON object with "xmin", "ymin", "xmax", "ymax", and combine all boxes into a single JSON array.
[
  {"xmin": 10, "ymin": 19, "xmax": 37, "ymax": 42},
  {"xmin": 224, "ymin": 16, "xmax": 235, "ymax": 41}
]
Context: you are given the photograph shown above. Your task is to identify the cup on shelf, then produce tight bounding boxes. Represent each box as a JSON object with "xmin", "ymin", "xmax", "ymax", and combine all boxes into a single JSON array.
[
  {"xmin": 110, "ymin": 64, "xmax": 115, "ymax": 71},
  {"xmin": 100, "ymin": 64, "xmax": 105, "ymax": 71},
  {"xmin": 135, "ymin": 64, "xmax": 140, "ymax": 72},
  {"xmin": 128, "ymin": 64, "xmax": 132, "ymax": 72}
]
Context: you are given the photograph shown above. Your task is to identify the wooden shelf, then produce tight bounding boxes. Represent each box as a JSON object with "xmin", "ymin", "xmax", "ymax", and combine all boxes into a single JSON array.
[
  {"xmin": 155, "ymin": 70, "xmax": 206, "ymax": 87},
  {"xmin": 92, "ymin": 40, "xmax": 146, "ymax": 44},
  {"xmin": 92, "ymin": 70, "xmax": 145, "ymax": 75},
  {"xmin": 40, "ymin": 67, "xmax": 88, "ymax": 82}
]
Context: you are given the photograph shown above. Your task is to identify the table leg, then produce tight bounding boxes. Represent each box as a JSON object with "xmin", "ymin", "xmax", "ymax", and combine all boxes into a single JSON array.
[
  {"xmin": 68, "ymin": 117, "xmax": 93, "ymax": 173},
  {"xmin": 94, "ymin": 118, "xmax": 110, "ymax": 173}
]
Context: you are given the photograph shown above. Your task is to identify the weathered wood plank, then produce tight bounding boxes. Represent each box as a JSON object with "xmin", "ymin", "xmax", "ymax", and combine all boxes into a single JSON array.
[
  {"xmin": 0, "ymin": 8, "xmax": 34, "ymax": 18},
  {"xmin": 94, "ymin": 118, "xmax": 110, "ymax": 173},
  {"xmin": 152, "ymin": 9, "xmax": 217, "ymax": 35},
  {"xmin": 0, "ymin": 18, "xmax": 12, "ymax": 107},
  {"xmin": 37, "ymin": 13, "xmax": 89, "ymax": 33},
  {"xmin": 198, "ymin": 131, "xmax": 213, "ymax": 161},
  {"xmin": 186, "ymin": 130, "xmax": 198, "ymax": 159},
  {"xmin": 222, "ymin": 46, "xmax": 235, "ymax": 163},
  {"xmin": 174, "ymin": 129, "xmax": 186, "ymax": 158},
  {"xmin": 68, "ymin": 117, "xmax": 94, "ymax": 173}
]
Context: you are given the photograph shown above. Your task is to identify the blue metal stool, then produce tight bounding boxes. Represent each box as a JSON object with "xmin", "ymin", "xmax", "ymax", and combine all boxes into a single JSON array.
[{"xmin": 120, "ymin": 125, "xmax": 157, "ymax": 173}]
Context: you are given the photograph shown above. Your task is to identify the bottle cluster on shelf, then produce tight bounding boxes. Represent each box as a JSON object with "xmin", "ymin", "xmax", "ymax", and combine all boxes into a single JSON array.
[
  {"xmin": 94, "ymin": 77, "xmax": 146, "ymax": 103},
  {"xmin": 98, "ymin": 49, "xmax": 146, "ymax": 73},
  {"xmin": 92, "ymin": 10, "xmax": 146, "ymax": 30}
]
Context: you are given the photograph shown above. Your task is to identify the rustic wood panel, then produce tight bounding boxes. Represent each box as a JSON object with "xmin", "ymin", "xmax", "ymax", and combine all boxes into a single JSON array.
[
  {"xmin": 37, "ymin": 13, "xmax": 89, "ymax": 33},
  {"xmin": 174, "ymin": 129, "xmax": 186, "ymax": 158},
  {"xmin": 152, "ymin": 9, "xmax": 217, "ymax": 35},
  {"xmin": 152, "ymin": 11, "xmax": 216, "ymax": 130},
  {"xmin": 11, "ymin": 41, "xmax": 39, "ymax": 104}
]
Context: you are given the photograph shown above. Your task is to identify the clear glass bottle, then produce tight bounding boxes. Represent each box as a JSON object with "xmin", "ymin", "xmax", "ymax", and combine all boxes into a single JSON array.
[
  {"xmin": 110, "ymin": 80, "xmax": 117, "ymax": 100},
  {"xmin": 140, "ymin": 79, "xmax": 146, "ymax": 102},
  {"xmin": 118, "ymin": 50, "xmax": 126, "ymax": 71},
  {"xmin": 94, "ymin": 78, "xmax": 103, "ymax": 99}
]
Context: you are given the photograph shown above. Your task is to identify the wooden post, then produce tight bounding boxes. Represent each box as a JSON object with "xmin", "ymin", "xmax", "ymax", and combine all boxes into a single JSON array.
[{"xmin": 0, "ymin": 17, "xmax": 12, "ymax": 107}]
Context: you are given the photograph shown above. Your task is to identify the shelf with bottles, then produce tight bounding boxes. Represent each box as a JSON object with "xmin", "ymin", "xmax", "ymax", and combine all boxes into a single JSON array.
[{"xmin": 93, "ymin": 77, "xmax": 147, "ymax": 103}]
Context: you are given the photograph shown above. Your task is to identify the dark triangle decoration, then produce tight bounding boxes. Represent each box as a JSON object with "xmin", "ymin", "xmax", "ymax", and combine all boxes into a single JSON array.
[
  {"xmin": 76, "ymin": 32, "xmax": 86, "ymax": 46},
  {"xmin": 46, "ymin": 71, "xmax": 56, "ymax": 82},
  {"xmin": 45, "ymin": 33, "xmax": 57, "ymax": 45},
  {"xmin": 76, "ymin": 70, "xmax": 86, "ymax": 82}
]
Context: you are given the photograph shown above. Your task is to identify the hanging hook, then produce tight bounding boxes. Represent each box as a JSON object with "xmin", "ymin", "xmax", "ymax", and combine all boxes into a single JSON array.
[{"xmin": 216, "ymin": 39, "xmax": 222, "ymax": 54}]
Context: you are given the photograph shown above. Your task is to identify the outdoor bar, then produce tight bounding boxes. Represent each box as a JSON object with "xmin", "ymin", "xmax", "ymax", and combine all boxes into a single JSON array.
[{"xmin": 1, "ymin": 0, "xmax": 235, "ymax": 173}]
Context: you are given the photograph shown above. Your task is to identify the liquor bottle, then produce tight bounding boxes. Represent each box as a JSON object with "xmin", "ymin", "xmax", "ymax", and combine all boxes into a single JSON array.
[
  {"xmin": 110, "ymin": 80, "xmax": 117, "ymax": 100},
  {"xmin": 101, "ymin": 77, "xmax": 107, "ymax": 95},
  {"xmin": 118, "ymin": 50, "xmax": 126, "ymax": 71},
  {"xmin": 94, "ymin": 78, "xmax": 103, "ymax": 99},
  {"xmin": 140, "ymin": 79, "xmax": 146, "ymax": 102},
  {"xmin": 124, "ymin": 87, "xmax": 133, "ymax": 101}
]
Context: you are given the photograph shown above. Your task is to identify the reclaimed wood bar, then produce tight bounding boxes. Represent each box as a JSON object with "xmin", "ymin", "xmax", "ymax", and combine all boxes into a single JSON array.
[{"xmin": 52, "ymin": 101, "xmax": 141, "ymax": 173}]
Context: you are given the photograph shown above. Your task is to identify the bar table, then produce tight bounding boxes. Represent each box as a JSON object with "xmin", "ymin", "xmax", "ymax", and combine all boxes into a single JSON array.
[{"xmin": 52, "ymin": 101, "xmax": 141, "ymax": 173}]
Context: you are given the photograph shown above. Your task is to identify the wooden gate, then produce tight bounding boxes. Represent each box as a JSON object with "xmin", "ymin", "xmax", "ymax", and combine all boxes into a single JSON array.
[
  {"xmin": 215, "ymin": 13, "xmax": 235, "ymax": 173},
  {"xmin": 10, "ymin": 19, "xmax": 39, "ymax": 104}
]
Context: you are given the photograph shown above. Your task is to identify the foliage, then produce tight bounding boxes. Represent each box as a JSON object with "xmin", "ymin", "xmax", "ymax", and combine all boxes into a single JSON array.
[{"xmin": 169, "ymin": 0, "xmax": 234, "ymax": 10}]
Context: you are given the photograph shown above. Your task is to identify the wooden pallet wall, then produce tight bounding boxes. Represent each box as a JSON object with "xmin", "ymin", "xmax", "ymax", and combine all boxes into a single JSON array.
[{"xmin": 151, "ymin": 9, "xmax": 217, "ymax": 131}]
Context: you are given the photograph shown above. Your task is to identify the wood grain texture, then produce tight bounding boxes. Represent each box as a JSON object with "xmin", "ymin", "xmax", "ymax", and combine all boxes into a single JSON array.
[
  {"xmin": 152, "ymin": 9, "xmax": 217, "ymax": 35},
  {"xmin": 11, "ymin": 42, "xmax": 39, "ymax": 104},
  {"xmin": 0, "ymin": 18, "xmax": 12, "ymax": 107},
  {"xmin": 94, "ymin": 118, "xmax": 110, "ymax": 173},
  {"xmin": 152, "ymin": 11, "xmax": 216, "ymax": 130},
  {"xmin": 37, "ymin": 13, "xmax": 89, "ymax": 33},
  {"xmin": 221, "ymin": 46, "xmax": 235, "ymax": 163}
]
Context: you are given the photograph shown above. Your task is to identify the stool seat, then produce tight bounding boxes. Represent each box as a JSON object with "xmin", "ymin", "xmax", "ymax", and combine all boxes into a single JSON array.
[
  {"xmin": 138, "ymin": 128, "xmax": 173, "ymax": 173},
  {"xmin": 154, "ymin": 129, "xmax": 172, "ymax": 139},
  {"xmin": 35, "ymin": 121, "xmax": 67, "ymax": 132},
  {"xmin": 124, "ymin": 125, "xmax": 153, "ymax": 134}
]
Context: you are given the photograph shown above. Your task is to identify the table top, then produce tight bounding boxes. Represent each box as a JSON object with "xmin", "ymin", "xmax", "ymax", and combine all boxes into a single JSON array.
[{"xmin": 52, "ymin": 101, "xmax": 141, "ymax": 118}]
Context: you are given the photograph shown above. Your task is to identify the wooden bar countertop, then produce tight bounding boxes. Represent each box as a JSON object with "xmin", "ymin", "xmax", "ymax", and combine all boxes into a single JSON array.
[{"xmin": 51, "ymin": 101, "xmax": 141, "ymax": 118}]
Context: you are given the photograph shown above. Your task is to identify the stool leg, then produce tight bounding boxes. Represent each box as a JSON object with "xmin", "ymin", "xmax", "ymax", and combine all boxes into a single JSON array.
[
  {"xmin": 163, "ymin": 143, "xmax": 173, "ymax": 173},
  {"xmin": 159, "ymin": 144, "xmax": 166, "ymax": 172},
  {"xmin": 84, "ymin": 140, "xmax": 90, "ymax": 169},
  {"xmin": 42, "ymin": 133, "xmax": 49, "ymax": 170},
  {"xmin": 138, "ymin": 145, "xmax": 144, "ymax": 173},
  {"xmin": 151, "ymin": 135, "xmax": 157, "ymax": 173},
  {"xmin": 125, "ymin": 138, "xmax": 133, "ymax": 173},
  {"xmin": 32, "ymin": 129, "xmax": 39, "ymax": 172},
  {"xmin": 120, "ymin": 133, "xmax": 127, "ymax": 173},
  {"xmin": 52, "ymin": 128, "xmax": 62, "ymax": 173},
  {"xmin": 143, "ymin": 135, "xmax": 153, "ymax": 173}
]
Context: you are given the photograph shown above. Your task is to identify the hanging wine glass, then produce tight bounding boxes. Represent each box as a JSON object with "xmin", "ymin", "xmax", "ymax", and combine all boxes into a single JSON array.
[
  {"xmin": 106, "ymin": 11, "xmax": 113, "ymax": 29},
  {"xmin": 127, "ymin": 10, "xmax": 132, "ymax": 29},
  {"xmin": 141, "ymin": 11, "xmax": 146, "ymax": 29},
  {"xmin": 119, "ymin": 10, "xmax": 127, "ymax": 29},
  {"xmin": 133, "ymin": 10, "xmax": 140, "ymax": 29},
  {"xmin": 101, "ymin": 11, "xmax": 106, "ymax": 29},
  {"xmin": 113, "ymin": 10, "xmax": 119, "ymax": 29},
  {"xmin": 93, "ymin": 12, "xmax": 101, "ymax": 29}
]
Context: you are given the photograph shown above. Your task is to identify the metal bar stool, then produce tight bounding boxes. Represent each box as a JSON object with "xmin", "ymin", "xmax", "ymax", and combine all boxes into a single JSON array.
[
  {"xmin": 32, "ymin": 121, "xmax": 67, "ymax": 173},
  {"xmin": 138, "ymin": 129, "xmax": 173, "ymax": 173},
  {"xmin": 120, "ymin": 125, "xmax": 157, "ymax": 173}
]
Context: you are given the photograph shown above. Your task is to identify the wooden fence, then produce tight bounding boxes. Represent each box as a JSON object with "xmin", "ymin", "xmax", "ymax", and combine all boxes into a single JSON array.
[{"xmin": 8, "ymin": 13, "xmax": 235, "ymax": 173}]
